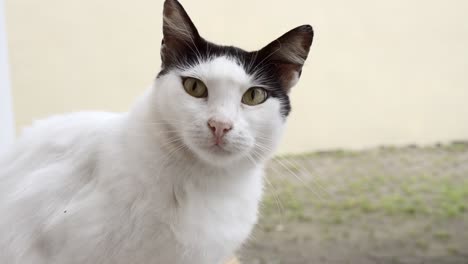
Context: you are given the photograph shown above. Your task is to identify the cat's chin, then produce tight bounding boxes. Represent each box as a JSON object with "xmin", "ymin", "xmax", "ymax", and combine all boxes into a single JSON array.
[{"xmin": 189, "ymin": 144, "xmax": 248, "ymax": 167}]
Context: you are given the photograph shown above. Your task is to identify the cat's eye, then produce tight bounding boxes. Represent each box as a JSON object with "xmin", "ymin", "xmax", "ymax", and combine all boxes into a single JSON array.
[
  {"xmin": 242, "ymin": 87, "xmax": 268, "ymax": 106},
  {"xmin": 183, "ymin": 77, "xmax": 208, "ymax": 98}
]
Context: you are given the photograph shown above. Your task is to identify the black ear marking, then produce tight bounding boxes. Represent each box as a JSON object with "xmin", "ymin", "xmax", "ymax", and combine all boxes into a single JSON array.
[
  {"xmin": 161, "ymin": 0, "xmax": 201, "ymax": 67},
  {"xmin": 256, "ymin": 25, "xmax": 314, "ymax": 92},
  {"xmin": 156, "ymin": 1, "xmax": 314, "ymax": 117},
  {"xmin": 162, "ymin": 0, "xmax": 200, "ymax": 40}
]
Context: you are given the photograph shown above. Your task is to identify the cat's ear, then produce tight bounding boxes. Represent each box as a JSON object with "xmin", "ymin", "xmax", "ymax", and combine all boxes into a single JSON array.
[
  {"xmin": 258, "ymin": 25, "xmax": 313, "ymax": 92},
  {"xmin": 161, "ymin": 0, "xmax": 200, "ymax": 66}
]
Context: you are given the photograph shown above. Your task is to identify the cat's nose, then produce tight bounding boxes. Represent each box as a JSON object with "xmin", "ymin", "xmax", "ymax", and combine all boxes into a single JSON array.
[{"xmin": 207, "ymin": 119, "xmax": 232, "ymax": 141}]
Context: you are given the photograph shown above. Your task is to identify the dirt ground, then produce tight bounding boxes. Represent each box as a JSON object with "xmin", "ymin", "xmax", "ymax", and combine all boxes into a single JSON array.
[{"xmin": 239, "ymin": 142, "xmax": 468, "ymax": 264}]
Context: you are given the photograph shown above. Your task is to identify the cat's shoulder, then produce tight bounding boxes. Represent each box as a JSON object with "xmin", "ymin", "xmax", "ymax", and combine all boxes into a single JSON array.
[
  {"xmin": 22, "ymin": 111, "xmax": 121, "ymax": 135},
  {"xmin": 1, "ymin": 111, "xmax": 122, "ymax": 162},
  {"xmin": 21, "ymin": 111, "xmax": 120, "ymax": 140}
]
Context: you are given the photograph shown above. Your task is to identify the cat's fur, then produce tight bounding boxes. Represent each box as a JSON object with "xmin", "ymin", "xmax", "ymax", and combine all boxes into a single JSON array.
[{"xmin": 0, "ymin": 0, "xmax": 313, "ymax": 263}]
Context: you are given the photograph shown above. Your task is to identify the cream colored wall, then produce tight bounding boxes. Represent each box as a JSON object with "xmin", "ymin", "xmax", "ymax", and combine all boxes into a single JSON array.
[
  {"xmin": 0, "ymin": 0, "xmax": 15, "ymax": 149},
  {"xmin": 5, "ymin": 0, "xmax": 468, "ymax": 153}
]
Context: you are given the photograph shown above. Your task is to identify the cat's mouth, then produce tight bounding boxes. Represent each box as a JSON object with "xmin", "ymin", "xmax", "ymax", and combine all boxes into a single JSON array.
[{"xmin": 208, "ymin": 144, "xmax": 232, "ymax": 155}]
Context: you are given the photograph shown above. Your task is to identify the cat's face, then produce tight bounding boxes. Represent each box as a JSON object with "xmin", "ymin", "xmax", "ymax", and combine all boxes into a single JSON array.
[{"xmin": 154, "ymin": 0, "xmax": 313, "ymax": 166}]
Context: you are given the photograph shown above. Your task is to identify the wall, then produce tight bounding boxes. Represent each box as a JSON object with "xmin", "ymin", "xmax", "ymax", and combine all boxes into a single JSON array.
[
  {"xmin": 6, "ymin": 0, "xmax": 468, "ymax": 153},
  {"xmin": 0, "ymin": 0, "xmax": 14, "ymax": 150}
]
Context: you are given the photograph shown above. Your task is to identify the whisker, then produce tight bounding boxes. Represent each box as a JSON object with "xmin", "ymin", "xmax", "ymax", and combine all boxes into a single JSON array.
[
  {"xmin": 250, "ymin": 150, "xmax": 285, "ymax": 222},
  {"xmin": 154, "ymin": 142, "xmax": 188, "ymax": 178},
  {"xmin": 158, "ymin": 136, "xmax": 185, "ymax": 150},
  {"xmin": 272, "ymin": 156, "xmax": 326, "ymax": 201},
  {"xmin": 251, "ymin": 42, "xmax": 282, "ymax": 73},
  {"xmin": 280, "ymin": 156, "xmax": 330, "ymax": 198}
]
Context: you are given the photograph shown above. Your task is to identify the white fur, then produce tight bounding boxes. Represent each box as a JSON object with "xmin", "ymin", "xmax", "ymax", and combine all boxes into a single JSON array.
[{"xmin": 0, "ymin": 56, "xmax": 286, "ymax": 264}]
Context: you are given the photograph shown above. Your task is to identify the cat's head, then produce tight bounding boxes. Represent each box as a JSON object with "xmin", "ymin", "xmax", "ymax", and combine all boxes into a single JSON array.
[{"xmin": 153, "ymin": 0, "xmax": 313, "ymax": 166}]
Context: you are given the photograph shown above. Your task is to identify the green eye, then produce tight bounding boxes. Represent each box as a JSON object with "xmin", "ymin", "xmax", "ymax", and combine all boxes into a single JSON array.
[
  {"xmin": 242, "ymin": 87, "xmax": 268, "ymax": 106},
  {"xmin": 183, "ymin": 77, "xmax": 208, "ymax": 98}
]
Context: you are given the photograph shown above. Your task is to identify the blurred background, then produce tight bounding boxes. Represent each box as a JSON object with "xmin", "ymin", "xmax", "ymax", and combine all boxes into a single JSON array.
[{"xmin": 2, "ymin": 0, "xmax": 468, "ymax": 263}]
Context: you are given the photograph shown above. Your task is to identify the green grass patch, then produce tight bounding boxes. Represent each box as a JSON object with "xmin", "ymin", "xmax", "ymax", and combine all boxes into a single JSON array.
[
  {"xmin": 262, "ymin": 174, "xmax": 468, "ymax": 222},
  {"xmin": 276, "ymin": 149, "xmax": 361, "ymax": 159}
]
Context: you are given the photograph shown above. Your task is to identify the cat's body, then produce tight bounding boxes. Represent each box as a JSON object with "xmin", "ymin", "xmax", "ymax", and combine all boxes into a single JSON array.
[
  {"xmin": 0, "ymin": 0, "xmax": 313, "ymax": 263},
  {"xmin": 0, "ymin": 109, "xmax": 261, "ymax": 264}
]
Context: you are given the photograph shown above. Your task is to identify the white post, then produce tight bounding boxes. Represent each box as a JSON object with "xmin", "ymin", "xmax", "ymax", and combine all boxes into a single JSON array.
[{"xmin": 0, "ymin": 0, "xmax": 15, "ymax": 150}]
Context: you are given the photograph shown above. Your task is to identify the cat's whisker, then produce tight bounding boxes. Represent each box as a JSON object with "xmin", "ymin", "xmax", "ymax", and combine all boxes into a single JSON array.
[
  {"xmin": 280, "ymin": 156, "xmax": 330, "ymax": 198},
  {"xmin": 146, "ymin": 120, "xmax": 199, "ymax": 126},
  {"xmin": 249, "ymin": 150, "xmax": 285, "ymax": 222},
  {"xmin": 249, "ymin": 148, "xmax": 264, "ymax": 162},
  {"xmin": 244, "ymin": 153, "xmax": 257, "ymax": 166},
  {"xmin": 251, "ymin": 45, "xmax": 282, "ymax": 73},
  {"xmin": 255, "ymin": 140, "xmax": 331, "ymax": 199},
  {"xmin": 261, "ymin": 165, "xmax": 288, "ymax": 220},
  {"xmin": 158, "ymin": 136, "xmax": 186, "ymax": 151},
  {"xmin": 247, "ymin": 51, "xmax": 259, "ymax": 73},
  {"xmin": 272, "ymin": 157, "xmax": 326, "ymax": 201},
  {"xmin": 255, "ymin": 135, "xmax": 274, "ymax": 142},
  {"xmin": 155, "ymin": 141, "xmax": 188, "ymax": 177},
  {"xmin": 253, "ymin": 141, "xmax": 274, "ymax": 152},
  {"xmin": 154, "ymin": 129, "xmax": 199, "ymax": 134},
  {"xmin": 254, "ymin": 141, "xmax": 328, "ymax": 200}
]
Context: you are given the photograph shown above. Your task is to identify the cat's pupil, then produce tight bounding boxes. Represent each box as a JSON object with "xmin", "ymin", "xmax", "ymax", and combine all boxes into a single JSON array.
[
  {"xmin": 191, "ymin": 81, "xmax": 197, "ymax": 91},
  {"xmin": 251, "ymin": 90, "xmax": 255, "ymax": 100}
]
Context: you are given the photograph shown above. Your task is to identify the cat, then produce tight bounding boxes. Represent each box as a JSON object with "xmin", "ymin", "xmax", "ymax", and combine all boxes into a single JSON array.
[{"xmin": 0, "ymin": 0, "xmax": 313, "ymax": 263}]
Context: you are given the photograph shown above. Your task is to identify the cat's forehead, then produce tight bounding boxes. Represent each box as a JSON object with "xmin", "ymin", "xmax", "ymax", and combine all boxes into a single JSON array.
[
  {"xmin": 158, "ymin": 40, "xmax": 293, "ymax": 117},
  {"xmin": 181, "ymin": 56, "xmax": 252, "ymax": 86}
]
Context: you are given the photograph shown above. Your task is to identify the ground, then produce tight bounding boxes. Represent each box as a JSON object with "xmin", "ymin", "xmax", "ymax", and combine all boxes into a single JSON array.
[{"xmin": 239, "ymin": 142, "xmax": 468, "ymax": 264}]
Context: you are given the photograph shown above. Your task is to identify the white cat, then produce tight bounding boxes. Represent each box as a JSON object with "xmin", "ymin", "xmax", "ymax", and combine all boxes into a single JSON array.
[{"xmin": 0, "ymin": 0, "xmax": 313, "ymax": 263}]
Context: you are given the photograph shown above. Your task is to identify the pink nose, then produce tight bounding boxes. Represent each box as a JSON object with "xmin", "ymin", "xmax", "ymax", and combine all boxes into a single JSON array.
[{"xmin": 207, "ymin": 119, "xmax": 232, "ymax": 140}]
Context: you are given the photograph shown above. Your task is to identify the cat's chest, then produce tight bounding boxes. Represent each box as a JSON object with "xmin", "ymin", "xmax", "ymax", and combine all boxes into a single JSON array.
[
  {"xmin": 166, "ymin": 190, "xmax": 259, "ymax": 263},
  {"xmin": 152, "ymin": 171, "xmax": 263, "ymax": 258},
  {"xmin": 176, "ymin": 190, "xmax": 259, "ymax": 242}
]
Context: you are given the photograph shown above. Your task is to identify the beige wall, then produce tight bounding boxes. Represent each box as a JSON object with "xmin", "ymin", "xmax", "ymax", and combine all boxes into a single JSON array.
[{"xmin": 6, "ymin": 0, "xmax": 468, "ymax": 153}]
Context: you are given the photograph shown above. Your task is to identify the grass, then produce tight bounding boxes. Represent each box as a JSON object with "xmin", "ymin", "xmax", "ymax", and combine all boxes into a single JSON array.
[
  {"xmin": 433, "ymin": 231, "xmax": 451, "ymax": 242},
  {"xmin": 242, "ymin": 142, "xmax": 468, "ymax": 263},
  {"xmin": 243, "ymin": 142, "xmax": 468, "ymax": 263},
  {"xmin": 277, "ymin": 149, "xmax": 361, "ymax": 159},
  {"xmin": 262, "ymin": 174, "xmax": 468, "ymax": 221},
  {"xmin": 262, "ymin": 142, "xmax": 468, "ymax": 222}
]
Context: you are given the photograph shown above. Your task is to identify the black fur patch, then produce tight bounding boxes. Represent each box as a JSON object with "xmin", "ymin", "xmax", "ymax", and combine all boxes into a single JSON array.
[
  {"xmin": 158, "ymin": 0, "xmax": 314, "ymax": 117},
  {"xmin": 158, "ymin": 39, "xmax": 296, "ymax": 117}
]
